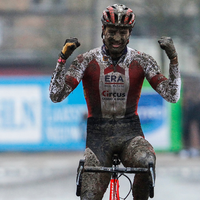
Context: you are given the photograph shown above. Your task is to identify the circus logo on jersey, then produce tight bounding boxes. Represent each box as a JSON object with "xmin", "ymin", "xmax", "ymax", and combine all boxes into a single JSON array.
[{"xmin": 102, "ymin": 90, "xmax": 125, "ymax": 98}]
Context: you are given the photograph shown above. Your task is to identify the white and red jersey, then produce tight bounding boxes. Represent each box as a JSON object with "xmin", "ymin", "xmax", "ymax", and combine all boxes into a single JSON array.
[{"xmin": 50, "ymin": 46, "xmax": 181, "ymax": 119}]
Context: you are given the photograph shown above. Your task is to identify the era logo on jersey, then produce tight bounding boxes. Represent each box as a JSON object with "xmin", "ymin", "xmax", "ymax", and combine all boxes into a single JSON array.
[
  {"xmin": 105, "ymin": 75, "xmax": 124, "ymax": 84},
  {"xmin": 104, "ymin": 65, "xmax": 125, "ymax": 84}
]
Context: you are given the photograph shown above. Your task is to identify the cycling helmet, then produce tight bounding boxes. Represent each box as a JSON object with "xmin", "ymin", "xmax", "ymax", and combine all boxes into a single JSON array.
[{"xmin": 101, "ymin": 4, "xmax": 136, "ymax": 28}]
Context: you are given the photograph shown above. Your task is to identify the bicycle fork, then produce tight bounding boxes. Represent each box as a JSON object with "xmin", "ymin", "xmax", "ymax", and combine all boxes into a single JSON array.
[{"xmin": 109, "ymin": 174, "xmax": 120, "ymax": 200}]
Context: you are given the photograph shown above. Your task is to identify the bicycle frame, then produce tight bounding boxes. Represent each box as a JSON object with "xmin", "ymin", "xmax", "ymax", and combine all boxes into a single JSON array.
[
  {"xmin": 110, "ymin": 177, "xmax": 119, "ymax": 200},
  {"xmin": 109, "ymin": 154, "xmax": 120, "ymax": 200},
  {"xmin": 76, "ymin": 154, "xmax": 155, "ymax": 199}
]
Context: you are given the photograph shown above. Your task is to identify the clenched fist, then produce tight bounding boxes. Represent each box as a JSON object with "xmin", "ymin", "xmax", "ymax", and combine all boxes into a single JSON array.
[
  {"xmin": 158, "ymin": 36, "xmax": 177, "ymax": 60},
  {"xmin": 60, "ymin": 38, "xmax": 81, "ymax": 60}
]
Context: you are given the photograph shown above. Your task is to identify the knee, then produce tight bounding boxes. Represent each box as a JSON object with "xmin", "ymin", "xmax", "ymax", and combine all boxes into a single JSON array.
[
  {"xmin": 121, "ymin": 136, "xmax": 156, "ymax": 168},
  {"xmin": 129, "ymin": 144, "xmax": 156, "ymax": 168},
  {"xmin": 84, "ymin": 147, "xmax": 101, "ymax": 166},
  {"xmin": 135, "ymin": 150, "xmax": 156, "ymax": 168}
]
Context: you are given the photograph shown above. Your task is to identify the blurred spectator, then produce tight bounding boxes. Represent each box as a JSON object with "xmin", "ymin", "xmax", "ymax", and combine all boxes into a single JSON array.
[{"xmin": 180, "ymin": 74, "xmax": 200, "ymax": 158}]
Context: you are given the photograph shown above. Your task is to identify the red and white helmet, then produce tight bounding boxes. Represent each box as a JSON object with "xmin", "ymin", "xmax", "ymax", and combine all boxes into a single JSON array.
[{"xmin": 101, "ymin": 4, "xmax": 136, "ymax": 28}]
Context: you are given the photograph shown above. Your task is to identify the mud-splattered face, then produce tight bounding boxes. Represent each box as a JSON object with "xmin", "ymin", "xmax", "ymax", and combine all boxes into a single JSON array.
[{"xmin": 103, "ymin": 26, "xmax": 130, "ymax": 59}]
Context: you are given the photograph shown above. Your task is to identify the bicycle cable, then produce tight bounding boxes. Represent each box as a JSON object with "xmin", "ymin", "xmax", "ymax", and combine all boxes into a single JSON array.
[{"xmin": 118, "ymin": 173, "xmax": 133, "ymax": 200}]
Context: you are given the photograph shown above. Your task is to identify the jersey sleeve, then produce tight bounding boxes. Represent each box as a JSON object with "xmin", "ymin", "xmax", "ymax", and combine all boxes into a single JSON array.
[
  {"xmin": 49, "ymin": 54, "xmax": 85, "ymax": 103},
  {"xmin": 143, "ymin": 53, "xmax": 181, "ymax": 103}
]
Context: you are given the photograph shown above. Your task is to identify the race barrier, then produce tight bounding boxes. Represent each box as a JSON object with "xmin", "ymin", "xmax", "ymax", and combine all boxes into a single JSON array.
[{"xmin": 0, "ymin": 76, "xmax": 181, "ymax": 151}]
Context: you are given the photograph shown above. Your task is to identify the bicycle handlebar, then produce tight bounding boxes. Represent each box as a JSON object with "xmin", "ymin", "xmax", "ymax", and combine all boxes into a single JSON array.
[
  {"xmin": 76, "ymin": 159, "xmax": 155, "ymax": 198},
  {"xmin": 84, "ymin": 166, "xmax": 148, "ymax": 174}
]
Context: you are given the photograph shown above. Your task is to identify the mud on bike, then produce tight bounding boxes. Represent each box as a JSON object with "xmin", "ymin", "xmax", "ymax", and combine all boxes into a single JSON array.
[{"xmin": 76, "ymin": 154, "xmax": 155, "ymax": 200}]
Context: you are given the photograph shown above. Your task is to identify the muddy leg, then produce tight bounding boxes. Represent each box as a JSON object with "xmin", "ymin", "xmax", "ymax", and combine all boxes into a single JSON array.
[
  {"xmin": 121, "ymin": 136, "xmax": 156, "ymax": 200},
  {"xmin": 80, "ymin": 148, "xmax": 111, "ymax": 200}
]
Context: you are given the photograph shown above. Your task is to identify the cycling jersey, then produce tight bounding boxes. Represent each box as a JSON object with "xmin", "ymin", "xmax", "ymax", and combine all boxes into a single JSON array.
[
  {"xmin": 50, "ymin": 45, "xmax": 181, "ymax": 119},
  {"xmin": 50, "ymin": 44, "xmax": 180, "ymax": 200}
]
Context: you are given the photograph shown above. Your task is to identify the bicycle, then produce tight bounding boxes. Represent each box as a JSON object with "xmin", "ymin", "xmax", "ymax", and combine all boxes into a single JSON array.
[{"xmin": 76, "ymin": 154, "xmax": 155, "ymax": 200}]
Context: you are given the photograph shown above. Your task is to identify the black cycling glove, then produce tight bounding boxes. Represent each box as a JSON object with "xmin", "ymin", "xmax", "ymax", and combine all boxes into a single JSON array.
[{"xmin": 60, "ymin": 38, "xmax": 81, "ymax": 60}]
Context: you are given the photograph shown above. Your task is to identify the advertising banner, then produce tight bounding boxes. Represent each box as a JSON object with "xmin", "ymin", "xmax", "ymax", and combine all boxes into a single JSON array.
[
  {"xmin": 0, "ymin": 77, "xmax": 86, "ymax": 151},
  {"xmin": 0, "ymin": 77, "xmax": 180, "ymax": 151},
  {"xmin": 138, "ymin": 89, "xmax": 170, "ymax": 150}
]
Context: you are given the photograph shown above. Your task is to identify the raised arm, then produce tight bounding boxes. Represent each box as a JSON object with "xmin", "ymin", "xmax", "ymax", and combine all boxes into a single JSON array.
[
  {"xmin": 146, "ymin": 36, "xmax": 181, "ymax": 103},
  {"xmin": 49, "ymin": 38, "xmax": 80, "ymax": 103},
  {"xmin": 157, "ymin": 36, "xmax": 181, "ymax": 102}
]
